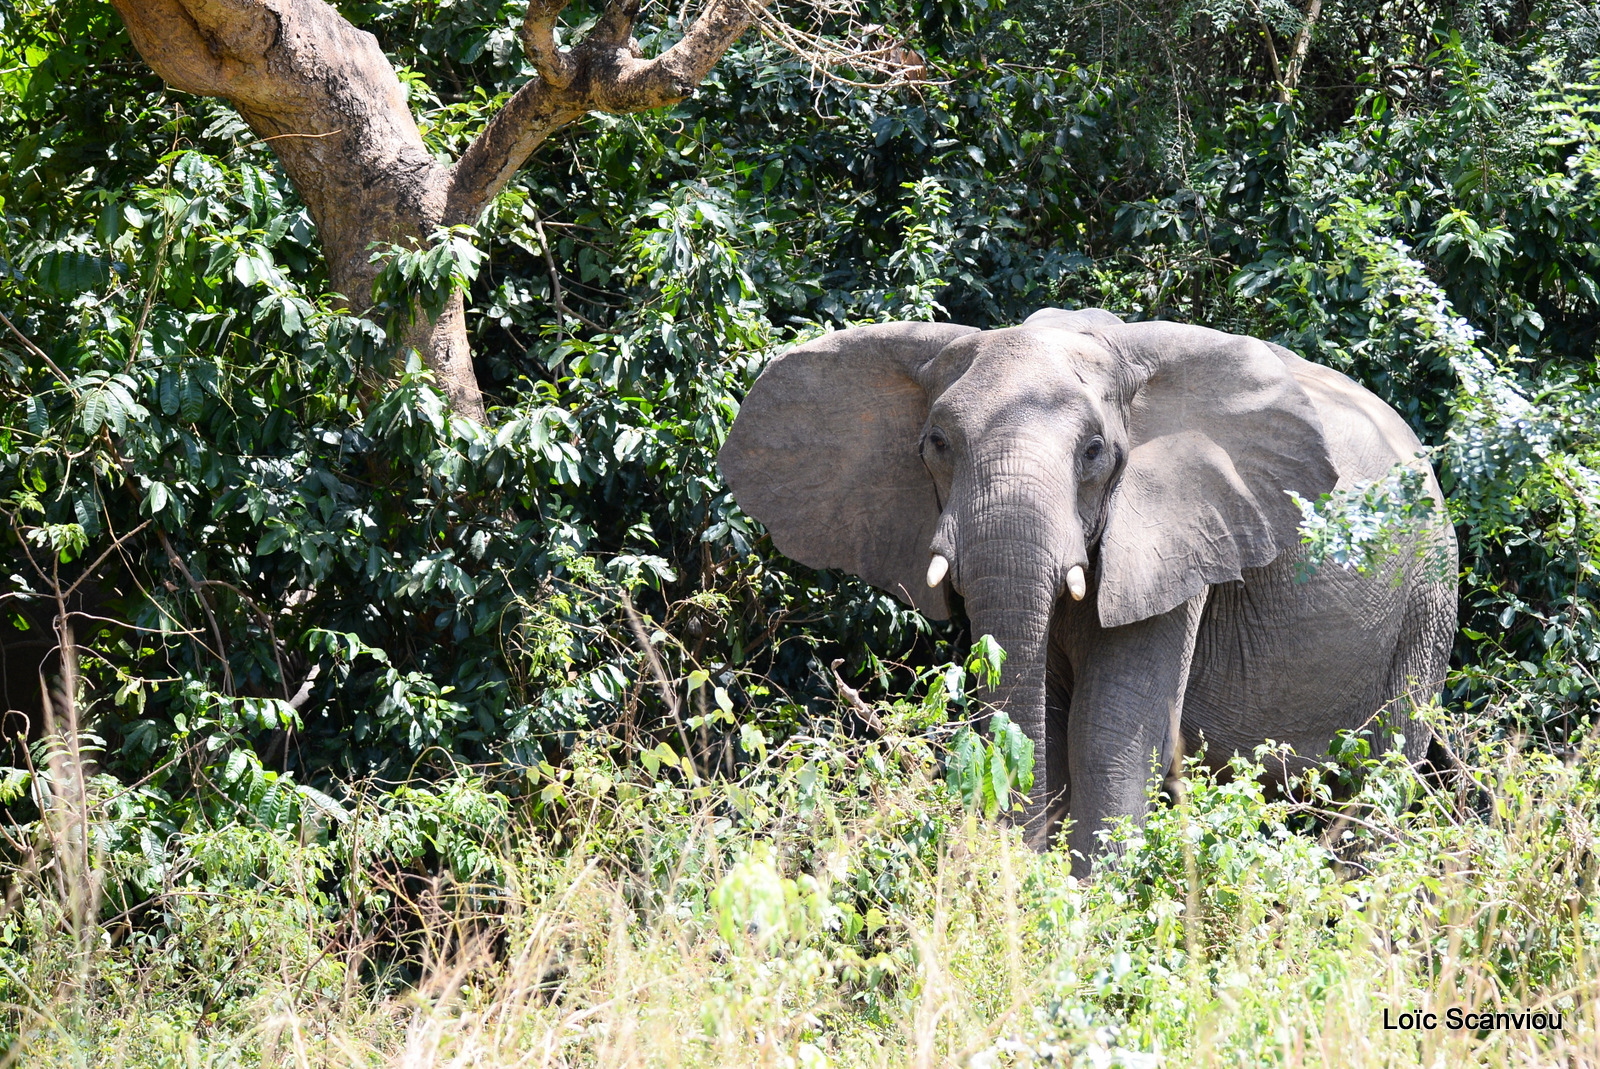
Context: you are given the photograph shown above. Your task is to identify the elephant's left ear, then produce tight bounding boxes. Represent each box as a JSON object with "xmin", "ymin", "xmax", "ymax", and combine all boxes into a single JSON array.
[{"xmin": 1091, "ymin": 321, "xmax": 1338, "ymax": 628}]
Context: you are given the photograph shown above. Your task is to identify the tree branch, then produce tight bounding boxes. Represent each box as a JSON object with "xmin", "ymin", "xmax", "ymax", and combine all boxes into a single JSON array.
[
  {"xmin": 0, "ymin": 307, "xmax": 80, "ymax": 400},
  {"xmin": 110, "ymin": 0, "xmax": 233, "ymax": 95},
  {"xmin": 830, "ymin": 658, "xmax": 884, "ymax": 736},
  {"xmin": 533, "ymin": 213, "xmax": 604, "ymax": 335},
  {"xmin": 521, "ymin": 0, "xmax": 578, "ymax": 88},
  {"xmin": 591, "ymin": 0, "xmax": 643, "ymax": 47},
  {"xmin": 287, "ymin": 663, "xmax": 322, "ymax": 711},
  {"xmin": 1246, "ymin": 0, "xmax": 1286, "ymax": 102},
  {"xmin": 158, "ymin": 529, "xmax": 234, "ymax": 694},
  {"xmin": 597, "ymin": 0, "xmax": 759, "ymax": 111},
  {"xmin": 113, "ymin": 0, "xmax": 445, "ymax": 306},
  {"xmin": 1282, "ymin": 0, "xmax": 1323, "ymax": 95},
  {"xmin": 111, "ymin": 0, "xmax": 290, "ymax": 104},
  {"xmin": 444, "ymin": 82, "xmax": 583, "ymax": 226},
  {"xmin": 444, "ymin": 0, "xmax": 762, "ymax": 225}
]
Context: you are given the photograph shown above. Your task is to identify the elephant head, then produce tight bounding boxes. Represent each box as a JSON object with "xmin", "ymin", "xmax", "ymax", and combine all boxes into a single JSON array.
[{"xmin": 718, "ymin": 309, "xmax": 1338, "ymax": 826}]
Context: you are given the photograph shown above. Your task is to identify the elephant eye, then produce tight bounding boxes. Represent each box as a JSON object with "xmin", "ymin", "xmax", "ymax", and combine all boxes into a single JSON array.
[
  {"xmin": 1085, "ymin": 436, "xmax": 1104, "ymax": 461},
  {"xmin": 927, "ymin": 428, "xmax": 949, "ymax": 452}
]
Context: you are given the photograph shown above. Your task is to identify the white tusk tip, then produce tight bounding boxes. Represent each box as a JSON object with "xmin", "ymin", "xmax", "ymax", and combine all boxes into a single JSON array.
[
  {"xmin": 926, "ymin": 554, "xmax": 949, "ymax": 588},
  {"xmin": 1067, "ymin": 565, "xmax": 1086, "ymax": 601}
]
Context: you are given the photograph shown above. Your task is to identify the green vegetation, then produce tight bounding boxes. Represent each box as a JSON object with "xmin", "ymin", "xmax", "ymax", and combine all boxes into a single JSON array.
[
  {"xmin": 7, "ymin": 707, "xmax": 1599, "ymax": 1065},
  {"xmin": 0, "ymin": 0, "xmax": 1597, "ymax": 1063}
]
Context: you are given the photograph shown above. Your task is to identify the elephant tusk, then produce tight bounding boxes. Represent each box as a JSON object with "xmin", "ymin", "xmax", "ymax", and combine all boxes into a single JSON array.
[
  {"xmin": 1067, "ymin": 565, "xmax": 1086, "ymax": 601},
  {"xmin": 926, "ymin": 554, "xmax": 949, "ymax": 588}
]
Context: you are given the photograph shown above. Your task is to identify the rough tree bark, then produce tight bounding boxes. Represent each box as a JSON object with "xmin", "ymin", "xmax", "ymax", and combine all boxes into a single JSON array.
[{"xmin": 111, "ymin": 0, "xmax": 766, "ymax": 421}]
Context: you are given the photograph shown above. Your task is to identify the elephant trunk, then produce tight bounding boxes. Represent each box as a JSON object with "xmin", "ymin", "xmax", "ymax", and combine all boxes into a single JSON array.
[{"xmin": 953, "ymin": 489, "xmax": 1081, "ymax": 841}]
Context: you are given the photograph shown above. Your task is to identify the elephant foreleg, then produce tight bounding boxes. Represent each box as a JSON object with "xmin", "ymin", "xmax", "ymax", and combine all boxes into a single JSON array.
[{"xmin": 1063, "ymin": 590, "xmax": 1207, "ymax": 876}]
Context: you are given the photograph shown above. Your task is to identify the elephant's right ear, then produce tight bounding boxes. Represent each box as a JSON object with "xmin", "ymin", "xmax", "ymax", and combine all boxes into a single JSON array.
[{"xmin": 718, "ymin": 323, "xmax": 978, "ymax": 619}]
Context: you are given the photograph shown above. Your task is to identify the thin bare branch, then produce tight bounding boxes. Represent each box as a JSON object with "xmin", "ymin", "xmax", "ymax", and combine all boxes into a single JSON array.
[
  {"xmin": 0, "ymin": 308, "xmax": 79, "ymax": 399},
  {"xmin": 749, "ymin": 14, "xmax": 927, "ymax": 90},
  {"xmin": 829, "ymin": 658, "xmax": 884, "ymax": 736},
  {"xmin": 535, "ymin": 214, "xmax": 568, "ymax": 344},
  {"xmin": 157, "ymin": 529, "xmax": 234, "ymax": 695},
  {"xmin": 287, "ymin": 663, "xmax": 323, "ymax": 711},
  {"xmin": 60, "ymin": 520, "xmax": 154, "ymax": 601},
  {"xmin": 534, "ymin": 214, "xmax": 604, "ymax": 335},
  {"xmin": 198, "ymin": 577, "xmax": 290, "ymax": 700}
]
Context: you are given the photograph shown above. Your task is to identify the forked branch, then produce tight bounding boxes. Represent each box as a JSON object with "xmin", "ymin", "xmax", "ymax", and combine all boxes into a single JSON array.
[
  {"xmin": 114, "ymin": 0, "xmax": 922, "ymax": 420},
  {"xmin": 445, "ymin": 0, "xmax": 762, "ymax": 225},
  {"xmin": 1252, "ymin": 0, "xmax": 1322, "ymax": 103}
]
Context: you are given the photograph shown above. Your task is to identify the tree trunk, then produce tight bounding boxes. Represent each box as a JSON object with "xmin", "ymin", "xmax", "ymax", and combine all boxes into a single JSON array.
[
  {"xmin": 111, "ymin": 0, "xmax": 766, "ymax": 422},
  {"xmin": 110, "ymin": 0, "xmax": 479, "ymax": 416}
]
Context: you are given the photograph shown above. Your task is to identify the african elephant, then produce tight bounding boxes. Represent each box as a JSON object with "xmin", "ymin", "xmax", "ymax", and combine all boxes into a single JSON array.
[{"xmin": 718, "ymin": 308, "xmax": 1458, "ymax": 874}]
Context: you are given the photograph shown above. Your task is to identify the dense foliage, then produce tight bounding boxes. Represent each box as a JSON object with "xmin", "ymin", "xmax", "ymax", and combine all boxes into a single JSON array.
[{"xmin": 0, "ymin": 0, "xmax": 1598, "ymax": 1060}]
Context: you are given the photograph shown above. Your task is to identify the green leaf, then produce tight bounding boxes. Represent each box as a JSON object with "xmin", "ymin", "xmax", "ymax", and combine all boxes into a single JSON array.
[
  {"xmin": 81, "ymin": 388, "xmax": 108, "ymax": 434},
  {"xmin": 221, "ymin": 748, "xmax": 251, "ymax": 787},
  {"xmin": 158, "ymin": 367, "xmax": 180, "ymax": 415},
  {"xmin": 945, "ymin": 727, "xmax": 985, "ymax": 811},
  {"xmin": 233, "ymin": 247, "xmax": 272, "ymax": 287},
  {"xmin": 298, "ymin": 784, "xmax": 351, "ymax": 824},
  {"xmin": 967, "ymin": 635, "xmax": 1007, "ymax": 690},
  {"xmin": 990, "ymin": 711, "xmax": 1035, "ymax": 796},
  {"xmin": 0, "ymin": 768, "xmax": 31, "ymax": 806},
  {"xmin": 739, "ymin": 723, "xmax": 767, "ymax": 763},
  {"xmin": 981, "ymin": 747, "xmax": 1000, "ymax": 819}
]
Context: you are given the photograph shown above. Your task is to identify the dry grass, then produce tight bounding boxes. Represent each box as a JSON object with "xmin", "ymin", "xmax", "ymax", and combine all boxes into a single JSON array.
[{"xmin": 2, "ymin": 719, "xmax": 1597, "ymax": 1068}]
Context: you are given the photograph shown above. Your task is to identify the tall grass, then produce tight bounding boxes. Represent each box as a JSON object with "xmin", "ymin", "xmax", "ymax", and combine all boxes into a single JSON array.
[{"xmin": 1, "ymin": 708, "xmax": 1596, "ymax": 1068}]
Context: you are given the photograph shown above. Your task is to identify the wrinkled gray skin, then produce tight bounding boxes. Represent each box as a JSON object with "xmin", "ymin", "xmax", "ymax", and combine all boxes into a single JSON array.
[{"xmin": 719, "ymin": 308, "xmax": 1458, "ymax": 875}]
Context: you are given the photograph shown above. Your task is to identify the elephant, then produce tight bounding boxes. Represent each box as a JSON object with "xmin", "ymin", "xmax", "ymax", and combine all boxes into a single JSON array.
[{"xmin": 718, "ymin": 307, "xmax": 1458, "ymax": 874}]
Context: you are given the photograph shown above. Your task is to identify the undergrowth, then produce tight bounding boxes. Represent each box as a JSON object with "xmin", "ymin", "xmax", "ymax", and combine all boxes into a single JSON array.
[{"xmin": 2, "ymin": 697, "xmax": 1594, "ymax": 1068}]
